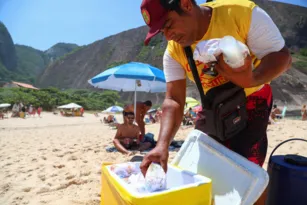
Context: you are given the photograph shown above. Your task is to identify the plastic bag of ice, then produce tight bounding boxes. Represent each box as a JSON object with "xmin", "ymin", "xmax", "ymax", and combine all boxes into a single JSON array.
[
  {"xmin": 128, "ymin": 173, "xmax": 149, "ymax": 193},
  {"xmin": 110, "ymin": 162, "xmax": 140, "ymax": 178},
  {"xmin": 219, "ymin": 36, "xmax": 250, "ymax": 69},
  {"xmin": 193, "ymin": 36, "xmax": 250, "ymax": 69},
  {"xmin": 145, "ymin": 163, "xmax": 167, "ymax": 192}
]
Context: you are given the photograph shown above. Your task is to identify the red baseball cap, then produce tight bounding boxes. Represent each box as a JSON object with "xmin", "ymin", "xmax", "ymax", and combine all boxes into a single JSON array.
[{"xmin": 140, "ymin": 0, "xmax": 168, "ymax": 45}]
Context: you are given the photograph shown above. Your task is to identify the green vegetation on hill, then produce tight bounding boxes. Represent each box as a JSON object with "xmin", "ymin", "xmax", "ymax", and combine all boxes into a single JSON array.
[
  {"xmin": 0, "ymin": 42, "xmax": 81, "ymax": 84},
  {"xmin": 106, "ymin": 61, "xmax": 129, "ymax": 68},
  {"xmin": 136, "ymin": 36, "xmax": 165, "ymax": 62},
  {"xmin": 293, "ymin": 48, "xmax": 307, "ymax": 75},
  {"xmin": 0, "ymin": 87, "xmax": 120, "ymax": 111},
  {"xmin": 0, "ymin": 45, "xmax": 48, "ymax": 84},
  {"xmin": 15, "ymin": 45, "xmax": 49, "ymax": 82}
]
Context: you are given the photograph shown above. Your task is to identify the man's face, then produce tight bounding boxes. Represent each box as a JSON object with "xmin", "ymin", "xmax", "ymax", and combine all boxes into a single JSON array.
[
  {"xmin": 126, "ymin": 114, "xmax": 135, "ymax": 124},
  {"xmin": 161, "ymin": 1, "xmax": 197, "ymax": 46}
]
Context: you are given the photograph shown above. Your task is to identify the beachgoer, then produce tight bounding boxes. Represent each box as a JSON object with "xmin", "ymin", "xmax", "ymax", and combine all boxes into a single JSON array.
[
  {"xmin": 123, "ymin": 101, "xmax": 152, "ymax": 136},
  {"xmin": 28, "ymin": 105, "xmax": 33, "ymax": 116},
  {"xmin": 113, "ymin": 112, "xmax": 152, "ymax": 155},
  {"xmin": 302, "ymin": 105, "xmax": 307, "ymax": 121},
  {"xmin": 139, "ymin": 0, "xmax": 292, "ymax": 175},
  {"xmin": 80, "ymin": 107, "xmax": 84, "ymax": 116},
  {"xmin": 37, "ymin": 106, "xmax": 42, "ymax": 117},
  {"xmin": 271, "ymin": 104, "xmax": 281, "ymax": 120}
]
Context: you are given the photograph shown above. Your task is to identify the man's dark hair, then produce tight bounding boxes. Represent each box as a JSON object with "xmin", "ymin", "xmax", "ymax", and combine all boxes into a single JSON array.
[
  {"xmin": 144, "ymin": 100, "xmax": 152, "ymax": 107},
  {"xmin": 273, "ymin": 105, "xmax": 277, "ymax": 109},
  {"xmin": 124, "ymin": 111, "xmax": 134, "ymax": 116},
  {"xmin": 160, "ymin": 0, "xmax": 197, "ymax": 15}
]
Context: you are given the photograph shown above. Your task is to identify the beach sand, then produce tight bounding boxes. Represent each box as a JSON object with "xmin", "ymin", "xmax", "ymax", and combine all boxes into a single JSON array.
[{"xmin": 0, "ymin": 112, "xmax": 306, "ymax": 205}]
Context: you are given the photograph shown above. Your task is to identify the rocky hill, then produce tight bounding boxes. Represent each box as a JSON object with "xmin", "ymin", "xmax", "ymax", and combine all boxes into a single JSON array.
[
  {"xmin": 36, "ymin": 1, "xmax": 307, "ymax": 105},
  {"xmin": 255, "ymin": 0, "xmax": 307, "ymax": 49},
  {"xmin": 0, "ymin": 21, "xmax": 80, "ymax": 84},
  {"xmin": 0, "ymin": 22, "xmax": 17, "ymax": 71}
]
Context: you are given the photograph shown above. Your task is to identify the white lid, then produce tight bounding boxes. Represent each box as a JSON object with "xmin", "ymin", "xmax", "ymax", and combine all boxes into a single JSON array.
[{"xmin": 171, "ymin": 130, "xmax": 269, "ymax": 205}]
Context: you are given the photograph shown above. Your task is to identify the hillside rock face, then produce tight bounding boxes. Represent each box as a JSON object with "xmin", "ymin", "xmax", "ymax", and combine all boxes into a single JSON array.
[
  {"xmin": 0, "ymin": 22, "xmax": 17, "ymax": 71},
  {"xmin": 37, "ymin": 1, "xmax": 307, "ymax": 105},
  {"xmin": 255, "ymin": 0, "xmax": 307, "ymax": 49}
]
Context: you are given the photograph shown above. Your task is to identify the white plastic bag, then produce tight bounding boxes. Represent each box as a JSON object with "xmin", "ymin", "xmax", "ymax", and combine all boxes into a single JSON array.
[
  {"xmin": 145, "ymin": 163, "xmax": 167, "ymax": 192},
  {"xmin": 193, "ymin": 36, "xmax": 250, "ymax": 69},
  {"xmin": 111, "ymin": 162, "xmax": 167, "ymax": 193},
  {"xmin": 128, "ymin": 173, "xmax": 149, "ymax": 193},
  {"xmin": 110, "ymin": 162, "xmax": 140, "ymax": 178}
]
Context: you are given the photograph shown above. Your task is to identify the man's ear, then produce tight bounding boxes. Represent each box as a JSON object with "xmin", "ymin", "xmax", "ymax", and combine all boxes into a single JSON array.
[{"xmin": 180, "ymin": 0, "xmax": 194, "ymax": 13}]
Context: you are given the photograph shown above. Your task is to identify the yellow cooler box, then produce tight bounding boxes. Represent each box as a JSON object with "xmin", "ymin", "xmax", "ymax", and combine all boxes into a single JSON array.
[{"xmin": 101, "ymin": 162, "xmax": 212, "ymax": 205}]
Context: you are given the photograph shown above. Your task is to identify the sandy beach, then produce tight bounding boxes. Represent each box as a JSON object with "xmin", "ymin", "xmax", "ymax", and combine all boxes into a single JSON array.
[{"xmin": 0, "ymin": 112, "xmax": 306, "ymax": 205}]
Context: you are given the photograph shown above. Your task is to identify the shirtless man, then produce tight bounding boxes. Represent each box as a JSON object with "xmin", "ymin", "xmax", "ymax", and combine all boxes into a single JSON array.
[
  {"xmin": 113, "ymin": 112, "xmax": 152, "ymax": 155},
  {"xmin": 123, "ymin": 100, "xmax": 152, "ymax": 136}
]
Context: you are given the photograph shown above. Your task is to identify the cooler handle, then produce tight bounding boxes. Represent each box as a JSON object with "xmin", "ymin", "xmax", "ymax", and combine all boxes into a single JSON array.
[{"xmin": 269, "ymin": 138, "xmax": 307, "ymax": 163}]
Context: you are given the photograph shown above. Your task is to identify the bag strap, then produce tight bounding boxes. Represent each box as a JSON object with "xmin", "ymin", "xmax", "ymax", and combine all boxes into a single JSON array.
[{"xmin": 183, "ymin": 46, "xmax": 210, "ymax": 109}]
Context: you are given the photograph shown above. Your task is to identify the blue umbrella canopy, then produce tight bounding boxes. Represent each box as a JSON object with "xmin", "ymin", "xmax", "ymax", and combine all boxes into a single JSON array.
[
  {"xmin": 103, "ymin": 106, "xmax": 123, "ymax": 113},
  {"xmin": 88, "ymin": 62, "xmax": 166, "ymax": 93}
]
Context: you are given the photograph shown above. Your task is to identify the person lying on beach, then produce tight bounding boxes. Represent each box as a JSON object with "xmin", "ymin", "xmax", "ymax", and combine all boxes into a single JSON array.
[{"xmin": 113, "ymin": 112, "xmax": 152, "ymax": 155}]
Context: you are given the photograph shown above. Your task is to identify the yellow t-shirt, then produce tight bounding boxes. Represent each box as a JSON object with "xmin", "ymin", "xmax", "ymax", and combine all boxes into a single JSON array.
[{"xmin": 167, "ymin": 0, "xmax": 263, "ymax": 96}]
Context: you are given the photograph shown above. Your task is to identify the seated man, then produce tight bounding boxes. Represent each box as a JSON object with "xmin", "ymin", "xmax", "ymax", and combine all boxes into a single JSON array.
[
  {"xmin": 113, "ymin": 112, "xmax": 152, "ymax": 155},
  {"xmin": 123, "ymin": 100, "xmax": 152, "ymax": 136}
]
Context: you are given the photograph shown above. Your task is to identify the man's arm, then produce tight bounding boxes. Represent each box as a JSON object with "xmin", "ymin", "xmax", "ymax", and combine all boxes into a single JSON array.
[
  {"xmin": 140, "ymin": 50, "xmax": 186, "ymax": 174},
  {"xmin": 157, "ymin": 79, "xmax": 186, "ymax": 148},
  {"xmin": 250, "ymin": 46, "xmax": 291, "ymax": 87},
  {"xmin": 113, "ymin": 126, "xmax": 130, "ymax": 154},
  {"xmin": 136, "ymin": 113, "xmax": 146, "ymax": 136},
  {"xmin": 135, "ymin": 125, "xmax": 141, "ymax": 144},
  {"xmin": 215, "ymin": 6, "xmax": 292, "ymax": 88},
  {"xmin": 247, "ymin": 6, "xmax": 292, "ymax": 87}
]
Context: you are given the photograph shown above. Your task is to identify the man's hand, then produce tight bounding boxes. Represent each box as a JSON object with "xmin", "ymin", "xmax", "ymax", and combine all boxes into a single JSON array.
[
  {"xmin": 214, "ymin": 54, "xmax": 254, "ymax": 88},
  {"xmin": 140, "ymin": 144, "xmax": 169, "ymax": 176}
]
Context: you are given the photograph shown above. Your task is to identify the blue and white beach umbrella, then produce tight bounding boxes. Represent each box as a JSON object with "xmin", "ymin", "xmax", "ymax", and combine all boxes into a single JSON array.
[
  {"xmin": 88, "ymin": 62, "xmax": 166, "ymax": 115},
  {"xmin": 103, "ymin": 106, "xmax": 123, "ymax": 113}
]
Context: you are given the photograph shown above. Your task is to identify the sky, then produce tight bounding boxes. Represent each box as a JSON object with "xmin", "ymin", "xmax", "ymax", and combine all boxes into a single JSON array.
[{"xmin": 0, "ymin": 0, "xmax": 306, "ymax": 51}]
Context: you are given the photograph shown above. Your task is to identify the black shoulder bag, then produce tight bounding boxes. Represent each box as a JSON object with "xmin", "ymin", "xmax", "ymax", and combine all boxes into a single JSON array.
[{"xmin": 184, "ymin": 46, "xmax": 248, "ymax": 141}]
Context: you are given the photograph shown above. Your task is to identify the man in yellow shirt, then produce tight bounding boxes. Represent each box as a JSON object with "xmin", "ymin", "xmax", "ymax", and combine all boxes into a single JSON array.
[{"xmin": 139, "ymin": 0, "xmax": 292, "ymax": 179}]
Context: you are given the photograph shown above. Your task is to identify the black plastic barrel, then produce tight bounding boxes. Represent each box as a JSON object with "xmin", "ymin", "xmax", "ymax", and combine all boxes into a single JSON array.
[{"xmin": 266, "ymin": 138, "xmax": 307, "ymax": 205}]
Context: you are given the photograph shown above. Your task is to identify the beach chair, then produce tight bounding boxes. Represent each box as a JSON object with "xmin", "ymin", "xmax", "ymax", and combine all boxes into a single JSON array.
[{"xmin": 276, "ymin": 106, "xmax": 287, "ymax": 119}]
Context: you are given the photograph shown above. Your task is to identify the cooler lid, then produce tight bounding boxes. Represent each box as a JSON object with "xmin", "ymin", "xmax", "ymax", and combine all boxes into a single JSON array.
[
  {"xmin": 171, "ymin": 129, "xmax": 269, "ymax": 205},
  {"xmin": 284, "ymin": 154, "xmax": 307, "ymax": 166},
  {"xmin": 270, "ymin": 155, "xmax": 307, "ymax": 173}
]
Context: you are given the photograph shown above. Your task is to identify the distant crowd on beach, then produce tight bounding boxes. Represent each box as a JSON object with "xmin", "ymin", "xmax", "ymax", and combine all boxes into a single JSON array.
[{"xmin": 11, "ymin": 102, "xmax": 42, "ymax": 118}]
